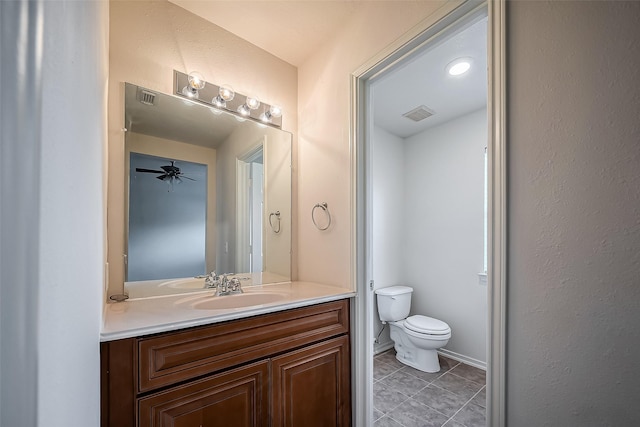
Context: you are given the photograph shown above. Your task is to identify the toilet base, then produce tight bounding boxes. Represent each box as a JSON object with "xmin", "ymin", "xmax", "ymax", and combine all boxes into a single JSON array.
[
  {"xmin": 389, "ymin": 321, "xmax": 447, "ymax": 373},
  {"xmin": 394, "ymin": 343, "xmax": 441, "ymax": 373}
]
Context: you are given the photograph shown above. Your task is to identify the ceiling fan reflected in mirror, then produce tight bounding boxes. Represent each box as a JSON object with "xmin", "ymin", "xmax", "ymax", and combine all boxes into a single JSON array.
[{"xmin": 135, "ymin": 160, "xmax": 196, "ymax": 189}]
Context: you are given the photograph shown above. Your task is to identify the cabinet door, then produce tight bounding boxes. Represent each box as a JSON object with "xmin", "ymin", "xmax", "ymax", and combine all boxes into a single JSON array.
[
  {"xmin": 138, "ymin": 360, "xmax": 269, "ymax": 427},
  {"xmin": 271, "ymin": 335, "xmax": 351, "ymax": 427}
]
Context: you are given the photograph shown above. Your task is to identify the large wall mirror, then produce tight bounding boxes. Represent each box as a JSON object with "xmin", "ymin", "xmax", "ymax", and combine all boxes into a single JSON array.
[{"xmin": 123, "ymin": 83, "xmax": 291, "ymax": 298}]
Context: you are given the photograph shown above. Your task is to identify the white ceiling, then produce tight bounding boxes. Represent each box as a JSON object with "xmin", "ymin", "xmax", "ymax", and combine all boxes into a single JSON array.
[
  {"xmin": 168, "ymin": 1, "xmax": 487, "ymax": 139},
  {"xmin": 169, "ymin": 0, "xmax": 364, "ymax": 67},
  {"xmin": 373, "ymin": 16, "xmax": 488, "ymax": 138}
]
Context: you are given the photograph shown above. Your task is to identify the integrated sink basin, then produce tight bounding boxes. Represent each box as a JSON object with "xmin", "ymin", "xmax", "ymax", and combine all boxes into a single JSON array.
[
  {"xmin": 160, "ymin": 277, "xmax": 206, "ymax": 289},
  {"xmin": 184, "ymin": 292, "xmax": 289, "ymax": 310}
]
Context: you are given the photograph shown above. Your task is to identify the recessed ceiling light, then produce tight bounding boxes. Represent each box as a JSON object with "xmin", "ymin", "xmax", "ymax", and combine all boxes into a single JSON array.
[{"xmin": 446, "ymin": 57, "xmax": 472, "ymax": 76}]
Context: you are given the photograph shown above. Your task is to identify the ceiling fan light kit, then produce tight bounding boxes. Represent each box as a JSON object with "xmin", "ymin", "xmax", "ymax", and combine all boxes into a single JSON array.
[{"xmin": 135, "ymin": 160, "xmax": 196, "ymax": 190}]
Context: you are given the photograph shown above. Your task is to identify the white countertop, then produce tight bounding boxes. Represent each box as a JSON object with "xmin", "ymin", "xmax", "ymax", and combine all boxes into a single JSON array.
[{"xmin": 101, "ymin": 281, "xmax": 355, "ymax": 342}]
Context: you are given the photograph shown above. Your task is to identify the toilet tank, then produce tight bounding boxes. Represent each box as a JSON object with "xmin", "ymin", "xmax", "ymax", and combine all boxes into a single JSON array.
[{"xmin": 375, "ymin": 286, "xmax": 413, "ymax": 322}]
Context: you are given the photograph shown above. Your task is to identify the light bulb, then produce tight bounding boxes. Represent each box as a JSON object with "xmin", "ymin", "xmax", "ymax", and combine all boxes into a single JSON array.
[
  {"xmin": 219, "ymin": 85, "xmax": 235, "ymax": 101},
  {"xmin": 212, "ymin": 96, "xmax": 226, "ymax": 108},
  {"xmin": 187, "ymin": 71, "xmax": 206, "ymax": 90},
  {"xmin": 269, "ymin": 105, "xmax": 282, "ymax": 118},
  {"xmin": 212, "ymin": 85, "xmax": 234, "ymax": 108},
  {"xmin": 261, "ymin": 113, "xmax": 271, "ymax": 123},
  {"xmin": 238, "ymin": 104, "xmax": 251, "ymax": 116},
  {"xmin": 246, "ymin": 96, "xmax": 260, "ymax": 110},
  {"xmin": 182, "ymin": 71, "xmax": 205, "ymax": 99},
  {"xmin": 181, "ymin": 86, "xmax": 199, "ymax": 99}
]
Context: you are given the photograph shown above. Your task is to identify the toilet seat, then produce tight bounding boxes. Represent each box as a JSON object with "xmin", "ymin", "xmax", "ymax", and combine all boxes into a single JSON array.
[{"xmin": 405, "ymin": 315, "xmax": 451, "ymax": 335}]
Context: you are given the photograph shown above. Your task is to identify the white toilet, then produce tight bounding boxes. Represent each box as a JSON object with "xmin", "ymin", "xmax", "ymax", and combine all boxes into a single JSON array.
[{"xmin": 375, "ymin": 285, "xmax": 451, "ymax": 373}]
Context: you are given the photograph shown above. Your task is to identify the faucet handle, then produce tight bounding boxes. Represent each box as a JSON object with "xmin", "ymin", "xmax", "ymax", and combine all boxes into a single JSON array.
[
  {"xmin": 205, "ymin": 271, "xmax": 221, "ymax": 288},
  {"xmin": 229, "ymin": 277, "xmax": 243, "ymax": 293}
]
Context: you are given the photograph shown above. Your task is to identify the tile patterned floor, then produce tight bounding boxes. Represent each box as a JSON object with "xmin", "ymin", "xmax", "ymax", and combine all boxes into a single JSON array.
[{"xmin": 373, "ymin": 349, "xmax": 486, "ymax": 427}]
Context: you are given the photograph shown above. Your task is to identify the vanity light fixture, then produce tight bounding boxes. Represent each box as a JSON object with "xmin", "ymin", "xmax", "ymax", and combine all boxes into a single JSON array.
[
  {"xmin": 181, "ymin": 71, "xmax": 206, "ymax": 99},
  {"xmin": 212, "ymin": 84, "xmax": 235, "ymax": 108},
  {"xmin": 173, "ymin": 70, "xmax": 283, "ymax": 128},
  {"xmin": 446, "ymin": 57, "xmax": 472, "ymax": 76}
]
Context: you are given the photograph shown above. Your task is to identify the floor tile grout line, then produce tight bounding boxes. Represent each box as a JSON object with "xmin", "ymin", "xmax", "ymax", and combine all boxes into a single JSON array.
[
  {"xmin": 442, "ymin": 386, "xmax": 486, "ymax": 427},
  {"xmin": 408, "ymin": 376, "xmax": 486, "ymax": 424},
  {"xmin": 385, "ymin": 412, "xmax": 409, "ymax": 427},
  {"xmin": 442, "ymin": 394, "xmax": 475, "ymax": 427},
  {"xmin": 446, "ymin": 370, "xmax": 487, "ymax": 387},
  {"xmin": 399, "ymin": 366, "xmax": 448, "ymax": 383},
  {"xmin": 374, "ymin": 393, "xmax": 412, "ymax": 425},
  {"xmin": 374, "ymin": 366, "xmax": 406, "ymax": 383},
  {"xmin": 374, "ymin": 350, "xmax": 485, "ymax": 426},
  {"xmin": 406, "ymin": 393, "xmax": 458, "ymax": 420}
]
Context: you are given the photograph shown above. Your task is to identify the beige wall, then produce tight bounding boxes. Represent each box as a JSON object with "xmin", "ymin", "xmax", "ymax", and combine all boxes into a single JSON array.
[
  {"xmin": 263, "ymin": 132, "xmax": 293, "ymax": 277},
  {"xmin": 296, "ymin": 2, "xmax": 447, "ymax": 288},
  {"xmin": 108, "ymin": 0, "xmax": 297, "ymax": 297},
  {"xmin": 215, "ymin": 123, "xmax": 292, "ymax": 278}
]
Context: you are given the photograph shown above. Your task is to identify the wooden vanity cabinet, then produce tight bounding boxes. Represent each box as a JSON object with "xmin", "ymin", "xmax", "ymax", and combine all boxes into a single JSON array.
[{"xmin": 101, "ymin": 299, "xmax": 351, "ymax": 427}]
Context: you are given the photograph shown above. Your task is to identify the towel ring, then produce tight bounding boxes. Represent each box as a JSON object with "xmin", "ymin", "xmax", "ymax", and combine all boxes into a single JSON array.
[
  {"xmin": 268, "ymin": 211, "xmax": 281, "ymax": 233},
  {"xmin": 312, "ymin": 202, "xmax": 331, "ymax": 231}
]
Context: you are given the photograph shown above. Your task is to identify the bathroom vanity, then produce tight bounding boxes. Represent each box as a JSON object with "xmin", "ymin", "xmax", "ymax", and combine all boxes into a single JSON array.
[
  {"xmin": 102, "ymin": 77, "xmax": 354, "ymax": 426},
  {"xmin": 100, "ymin": 284, "xmax": 353, "ymax": 427}
]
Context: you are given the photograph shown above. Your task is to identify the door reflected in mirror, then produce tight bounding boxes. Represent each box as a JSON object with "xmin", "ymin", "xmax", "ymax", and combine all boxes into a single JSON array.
[
  {"xmin": 123, "ymin": 83, "xmax": 291, "ymax": 298},
  {"xmin": 236, "ymin": 144, "xmax": 264, "ymax": 274}
]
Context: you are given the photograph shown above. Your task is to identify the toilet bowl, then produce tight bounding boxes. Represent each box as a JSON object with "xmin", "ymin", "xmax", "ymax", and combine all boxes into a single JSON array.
[{"xmin": 376, "ymin": 286, "xmax": 451, "ymax": 373}]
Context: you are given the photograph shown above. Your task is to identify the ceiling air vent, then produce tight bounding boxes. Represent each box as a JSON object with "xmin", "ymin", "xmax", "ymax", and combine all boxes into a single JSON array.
[
  {"xmin": 402, "ymin": 105, "xmax": 435, "ymax": 122},
  {"xmin": 138, "ymin": 90, "xmax": 157, "ymax": 106}
]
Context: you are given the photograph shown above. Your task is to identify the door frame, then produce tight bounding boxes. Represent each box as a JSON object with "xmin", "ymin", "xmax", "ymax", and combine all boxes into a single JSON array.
[
  {"xmin": 236, "ymin": 142, "xmax": 265, "ymax": 273},
  {"xmin": 350, "ymin": 0, "xmax": 506, "ymax": 425}
]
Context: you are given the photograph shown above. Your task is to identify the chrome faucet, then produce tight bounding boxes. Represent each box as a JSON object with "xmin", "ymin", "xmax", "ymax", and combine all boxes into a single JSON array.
[{"xmin": 203, "ymin": 271, "xmax": 243, "ymax": 296}]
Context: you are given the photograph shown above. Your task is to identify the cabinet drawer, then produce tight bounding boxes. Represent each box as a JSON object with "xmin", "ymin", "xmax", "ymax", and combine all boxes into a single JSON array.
[{"xmin": 138, "ymin": 300, "xmax": 349, "ymax": 392}]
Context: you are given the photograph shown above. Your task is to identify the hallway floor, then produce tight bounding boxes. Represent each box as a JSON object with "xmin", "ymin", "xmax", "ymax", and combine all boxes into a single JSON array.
[{"xmin": 373, "ymin": 349, "xmax": 486, "ymax": 427}]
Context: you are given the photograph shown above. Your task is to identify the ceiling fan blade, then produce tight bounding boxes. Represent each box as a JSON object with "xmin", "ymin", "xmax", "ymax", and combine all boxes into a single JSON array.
[
  {"xmin": 136, "ymin": 168, "xmax": 165, "ymax": 174},
  {"xmin": 156, "ymin": 175, "xmax": 169, "ymax": 181},
  {"xmin": 180, "ymin": 175, "xmax": 196, "ymax": 181}
]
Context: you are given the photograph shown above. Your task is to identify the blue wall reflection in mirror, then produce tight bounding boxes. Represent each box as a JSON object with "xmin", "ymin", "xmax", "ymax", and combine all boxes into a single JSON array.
[{"xmin": 128, "ymin": 152, "xmax": 207, "ymax": 281}]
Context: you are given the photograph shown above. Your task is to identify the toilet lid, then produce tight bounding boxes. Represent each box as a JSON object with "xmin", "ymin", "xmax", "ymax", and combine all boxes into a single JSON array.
[
  {"xmin": 405, "ymin": 315, "xmax": 450, "ymax": 335},
  {"xmin": 374, "ymin": 286, "xmax": 413, "ymax": 296}
]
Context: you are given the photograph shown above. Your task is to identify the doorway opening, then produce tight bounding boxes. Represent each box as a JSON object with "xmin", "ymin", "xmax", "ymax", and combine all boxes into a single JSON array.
[
  {"xmin": 351, "ymin": 1, "xmax": 506, "ymax": 425},
  {"xmin": 369, "ymin": 10, "xmax": 488, "ymax": 425}
]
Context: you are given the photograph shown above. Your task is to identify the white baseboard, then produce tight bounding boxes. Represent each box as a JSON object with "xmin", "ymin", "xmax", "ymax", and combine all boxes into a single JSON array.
[
  {"xmin": 438, "ymin": 348, "xmax": 486, "ymax": 371},
  {"xmin": 374, "ymin": 342, "xmax": 486, "ymax": 371},
  {"xmin": 373, "ymin": 340, "xmax": 394, "ymax": 355}
]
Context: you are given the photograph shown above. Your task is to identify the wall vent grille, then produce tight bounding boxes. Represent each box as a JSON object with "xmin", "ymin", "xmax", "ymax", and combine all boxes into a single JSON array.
[
  {"xmin": 139, "ymin": 90, "xmax": 156, "ymax": 106},
  {"xmin": 402, "ymin": 105, "xmax": 435, "ymax": 122}
]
